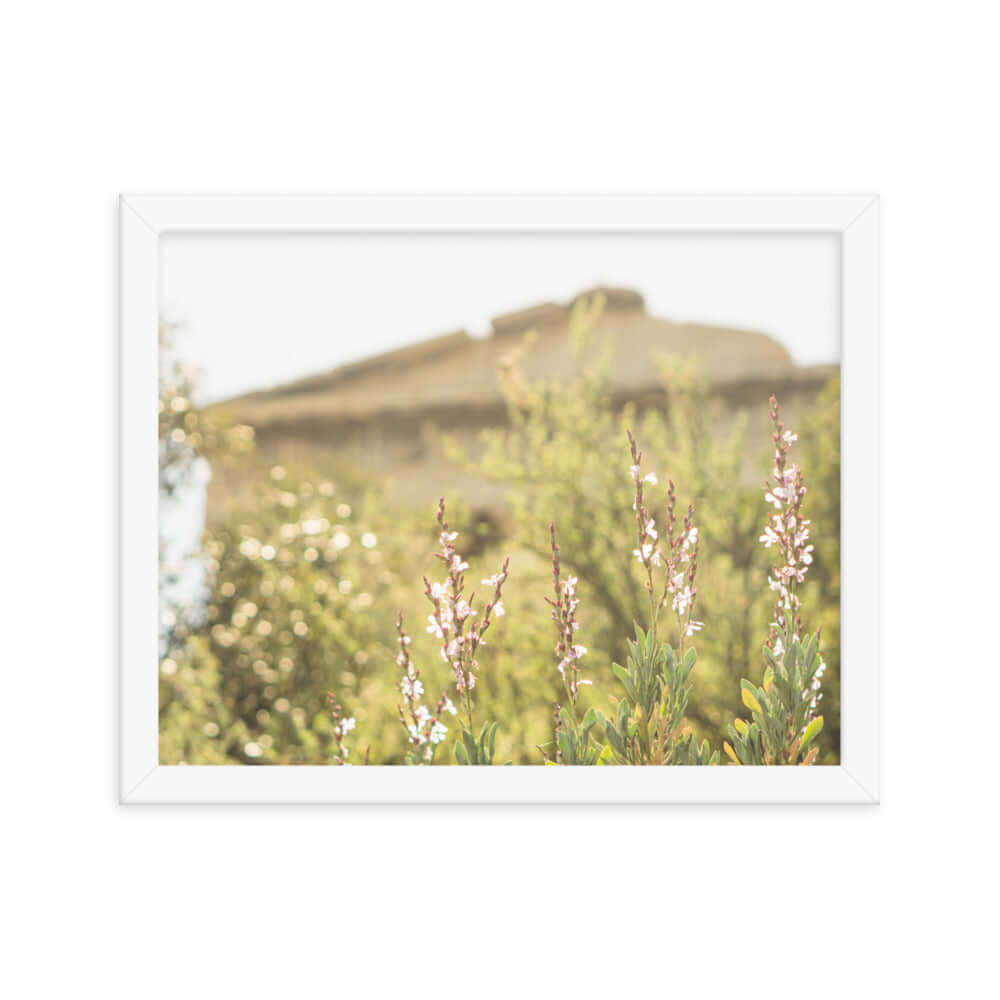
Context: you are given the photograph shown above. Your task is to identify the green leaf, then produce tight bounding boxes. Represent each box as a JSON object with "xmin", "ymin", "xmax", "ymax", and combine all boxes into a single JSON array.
[
  {"xmin": 605, "ymin": 722, "xmax": 625, "ymax": 757},
  {"xmin": 740, "ymin": 680, "xmax": 762, "ymax": 714},
  {"xmin": 800, "ymin": 716, "xmax": 824, "ymax": 749},
  {"xmin": 612, "ymin": 662, "xmax": 636, "ymax": 701},
  {"xmin": 462, "ymin": 727, "xmax": 479, "ymax": 763}
]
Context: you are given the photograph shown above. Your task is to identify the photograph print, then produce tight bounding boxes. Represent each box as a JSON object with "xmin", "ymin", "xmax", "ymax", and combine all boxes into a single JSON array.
[{"xmin": 158, "ymin": 230, "xmax": 841, "ymax": 767}]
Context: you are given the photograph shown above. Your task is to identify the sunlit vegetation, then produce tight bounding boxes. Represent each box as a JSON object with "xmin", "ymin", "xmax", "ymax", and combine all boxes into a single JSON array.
[{"xmin": 159, "ymin": 300, "xmax": 840, "ymax": 765}]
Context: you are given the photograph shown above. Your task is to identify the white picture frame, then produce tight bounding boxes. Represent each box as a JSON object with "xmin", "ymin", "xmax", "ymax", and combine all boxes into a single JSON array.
[{"xmin": 119, "ymin": 194, "xmax": 880, "ymax": 804}]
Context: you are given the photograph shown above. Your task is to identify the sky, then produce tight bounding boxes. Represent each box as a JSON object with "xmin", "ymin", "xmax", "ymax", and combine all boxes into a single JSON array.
[{"xmin": 160, "ymin": 231, "xmax": 840, "ymax": 405}]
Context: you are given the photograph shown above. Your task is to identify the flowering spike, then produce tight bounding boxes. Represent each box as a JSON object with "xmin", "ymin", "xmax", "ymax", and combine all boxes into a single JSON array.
[
  {"xmin": 549, "ymin": 524, "xmax": 587, "ymax": 706},
  {"xmin": 423, "ymin": 499, "xmax": 509, "ymax": 727}
]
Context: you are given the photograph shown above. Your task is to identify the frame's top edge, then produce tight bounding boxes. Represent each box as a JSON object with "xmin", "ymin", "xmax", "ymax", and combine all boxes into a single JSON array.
[
  {"xmin": 118, "ymin": 192, "xmax": 880, "ymax": 199},
  {"xmin": 118, "ymin": 193, "xmax": 877, "ymax": 235}
]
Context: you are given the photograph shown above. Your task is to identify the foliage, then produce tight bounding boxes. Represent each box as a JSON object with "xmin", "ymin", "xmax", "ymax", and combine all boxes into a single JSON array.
[
  {"xmin": 726, "ymin": 631, "xmax": 824, "ymax": 765},
  {"xmin": 601, "ymin": 628, "xmax": 705, "ymax": 764},
  {"xmin": 160, "ymin": 461, "xmax": 419, "ymax": 764},
  {"xmin": 726, "ymin": 394, "xmax": 827, "ymax": 764},
  {"xmin": 448, "ymin": 295, "xmax": 840, "ymax": 758},
  {"xmin": 158, "ymin": 321, "xmax": 254, "ymax": 652},
  {"xmin": 159, "ymin": 300, "xmax": 840, "ymax": 766}
]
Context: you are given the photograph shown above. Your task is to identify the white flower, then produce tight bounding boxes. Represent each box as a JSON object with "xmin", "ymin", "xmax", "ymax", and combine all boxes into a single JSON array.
[
  {"xmin": 482, "ymin": 573, "xmax": 504, "ymax": 587},
  {"xmin": 643, "ymin": 472, "xmax": 658, "ymax": 485},
  {"xmin": 451, "ymin": 555, "xmax": 469, "ymax": 573},
  {"xmin": 442, "ymin": 697, "xmax": 457, "ymax": 716},
  {"xmin": 629, "ymin": 464, "xmax": 642, "ymax": 483},
  {"xmin": 782, "ymin": 430, "xmax": 798, "ymax": 445},
  {"xmin": 672, "ymin": 587, "xmax": 693, "ymax": 616},
  {"xmin": 429, "ymin": 720, "xmax": 448, "ymax": 744},
  {"xmin": 426, "ymin": 616, "xmax": 444, "ymax": 639},
  {"xmin": 759, "ymin": 525, "xmax": 780, "ymax": 548},
  {"xmin": 340, "ymin": 717, "xmax": 356, "ymax": 733},
  {"xmin": 633, "ymin": 543, "xmax": 661, "ymax": 566},
  {"xmin": 400, "ymin": 676, "xmax": 424, "ymax": 699},
  {"xmin": 644, "ymin": 519, "xmax": 658, "ymax": 541},
  {"xmin": 492, "ymin": 600, "xmax": 505, "ymax": 617},
  {"xmin": 685, "ymin": 620, "xmax": 704, "ymax": 636}
]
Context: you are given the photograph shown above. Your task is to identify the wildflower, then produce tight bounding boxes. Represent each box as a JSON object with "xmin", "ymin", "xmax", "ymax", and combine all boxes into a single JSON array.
[
  {"xmin": 759, "ymin": 525, "xmax": 780, "ymax": 547},
  {"xmin": 627, "ymin": 431, "xmax": 704, "ymax": 645},
  {"xmin": 760, "ymin": 394, "xmax": 824, "ymax": 724},
  {"xmin": 547, "ymin": 524, "xmax": 589, "ymax": 704},
  {"xmin": 400, "ymin": 675, "xmax": 424, "ymax": 699},
  {"xmin": 395, "ymin": 614, "xmax": 454, "ymax": 762},
  {"xmin": 672, "ymin": 587, "xmax": 694, "ymax": 616},
  {"xmin": 633, "ymin": 542, "xmax": 661, "ymax": 565},
  {"xmin": 328, "ymin": 692, "xmax": 353, "ymax": 765},
  {"xmin": 424, "ymin": 499, "xmax": 509, "ymax": 723}
]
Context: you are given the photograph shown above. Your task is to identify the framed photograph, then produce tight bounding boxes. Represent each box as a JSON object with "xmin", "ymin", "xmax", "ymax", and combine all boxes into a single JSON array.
[{"xmin": 119, "ymin": 194, "xmax": 879, "ymax": 803}]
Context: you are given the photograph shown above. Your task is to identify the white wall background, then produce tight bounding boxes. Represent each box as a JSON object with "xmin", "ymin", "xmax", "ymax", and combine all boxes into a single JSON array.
[{"xmin": 4, "ymin": 3, "xmax": 998, "ymax": 997}]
